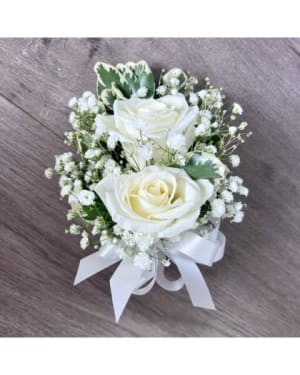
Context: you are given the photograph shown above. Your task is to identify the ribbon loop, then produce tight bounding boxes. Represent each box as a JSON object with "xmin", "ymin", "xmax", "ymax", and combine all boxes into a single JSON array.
[
  {"xmin": 156, "ymin": 263, "xmax": 185, "ymax": 291},
  {"xmin": 74, "ymin": 227, "xmax": 226, "ymax": 322}
]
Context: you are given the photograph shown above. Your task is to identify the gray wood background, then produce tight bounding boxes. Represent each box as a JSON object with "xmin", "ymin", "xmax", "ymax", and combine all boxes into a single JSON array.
[{"xmin": 0, "ymin": 38, "xmax": 299, "ymax": 337}]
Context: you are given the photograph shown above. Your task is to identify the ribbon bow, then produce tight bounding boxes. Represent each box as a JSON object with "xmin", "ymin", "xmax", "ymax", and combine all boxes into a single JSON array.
[{"xmin": 74, "ymin": 225, "xmax": 226, "ymax": 322}]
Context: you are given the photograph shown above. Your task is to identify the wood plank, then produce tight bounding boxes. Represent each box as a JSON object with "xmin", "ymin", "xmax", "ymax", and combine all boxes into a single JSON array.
[{"xmin": 0, "ymin": 38, "xmax": 300, "ymax": 336}]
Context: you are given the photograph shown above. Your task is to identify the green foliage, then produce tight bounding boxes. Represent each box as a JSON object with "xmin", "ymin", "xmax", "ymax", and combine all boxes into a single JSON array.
[
  {"xmin": 94, "ymin": 61, "xmax": 155, "ymax": 109},
  {"xmin": 81, "ymin": 198, "xmax": 112, "ymax": 222},
  {"xmin": 200, "ymin": 200, "xmax": 211, "ymax": 218},
  {"xmin": 183, "ymin": 152, "xmax": 220, "ymax": 179}
]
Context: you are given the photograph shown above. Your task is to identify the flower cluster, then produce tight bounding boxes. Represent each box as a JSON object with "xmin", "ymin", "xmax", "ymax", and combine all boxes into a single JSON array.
[{"xmin": 45, "ymin": 61, "xmax": 251, "ymax": 270}]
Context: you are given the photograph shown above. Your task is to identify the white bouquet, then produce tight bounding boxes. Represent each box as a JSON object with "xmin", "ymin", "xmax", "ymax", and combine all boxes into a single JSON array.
[{"xmin": 45, "ymin": 61, "xmax": 251, "ymax": 321}]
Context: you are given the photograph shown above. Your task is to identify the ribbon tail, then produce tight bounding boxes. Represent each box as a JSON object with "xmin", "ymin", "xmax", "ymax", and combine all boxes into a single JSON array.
[
  {"xmin": 173, "ymin": 253, "xmax": 216, "ymax": 310},
  {"xmin": 74, "ymin": 251, "xmax": 118, "ymax": 285},
  {"xmin": 110, "ymin": 258, "xmax": 144, "ymax": 323}
]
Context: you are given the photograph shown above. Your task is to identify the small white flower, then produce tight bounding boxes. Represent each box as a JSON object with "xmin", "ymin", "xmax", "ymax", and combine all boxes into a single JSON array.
[
  {"xmin": 60, "ymin": 185, "xmax": 72, "ymax": 197},
  {"xmin": 174, "ymin": 152, "xmax": 186, "ymax": 166},
  {"xmin": 95, "ymin": 116, "xmax": 107, "ymax": 138},
  {"xmin": 199, "ymin": 109, "xmax": 212, "ymax": 120},
  {"xmin": 64, "ymin": 161, "xmax": 76, "ymax": 173},
  {"xmin": 238, "ymin": 186, "xmax": 249, "ymax": 197},
  {"xmin": 54, "ymin": 158, "xmax": 63, "ymax": 172},
  {"xmin": 229, "ymin": 181, "xmax": 238, "ymax": 193},
  {"xmin": 234, "ymin": 201, "xmax": 243, "ymax": 211},
  {"xmin": 82, "ymin": 91, "xmax": 93, "ymax": 99},
  {"xmin": 232, "ymin": 102, "xmax": 243, "ymax": 115},
  {"xmin": 84, "ymin": 149, "xmax": 101, "ymax": 159},
  {"xmin": 161, "ymin": 258, "xmax": 171, "ymax": 267},
  {"xmin": 229, "ymin": 126, "xmax": 237, "ymax": 136},
  {"xmin": 211, "ymin": 198, "xmax": 226, "ymax": 218},
  {"xmin": 113, "ymin": 225, "xmax": 122, "ymax": 236},
  {"xmin": 68, "ymin": 97, "xmax": 77, "ymax": 108},
  {"xmin": 69, "ymin": 224, "xmax": 81, "ymax": 235},
  {"xmin": 78, "ymin": 97, "xmax": 89, "ymax": 112},
  {"xmin": 44, "ymin": 168, "xmax": 54, "ymax": 179},
  {"xmin": 195, "ymin": 123, "xmax": 207, "ymax": 136},
  {"xmin": 68, "ymin": 194, "xmax": 78, "ymax": 205},
  {"xmin": 134, "ymin": 233, "xmax": 154, "ymax": 252},
  {"xmin": 73, "ymin": 179, "xmax": 82, "ymax": 193},
  {"xmin": 230, "ymin": 175, "xmax": 243, "ymax": 185},
  {"xmin": 205, "ymin": 145, "xmax": 217, "ymax": 154},
  {"xmin": 232, "ymin": 210, "xmax": 244, "ymax": 223},
  {"xmin": 107, "ymin": 134, "xmax": 119, "ymax": 149},
  {"xmin": 229, "ymin": 154, "xmax": 240, "ymax": 167},
  {"xmin": 87, "ymin": 95, "xmax": 96, "ymax": 108},
  {"xmin": 91, "ymin": 224, "xmax": 101, "ymax": 236},
  {"xmin": 239, "ymin": 122, "xmax": 248, "ymax": 131},
  {"xmin": 59, "ymin": 175, "xmax": 71, "ymax": 188},
  {"xmin": 77, "ymin": 190, "xmax": 95, "ymax": 206},
  {"xmin": 221, "ymin": 190, "xmax": 234, "ymax": 203},
  {"xmin": 69, "ymin": 112, "xmax": 76, "ymax": 125},
  {"xmin": 66, "ymin": 210, "xmax": 76, "ymax": 221},
  {"xmin": 139, "ymin": 144, "xmax": 153, "ymax": 162},
  {"xmin": 95, "ymin": 155, "xmax": 109, "ymax": 170},
  {"xmin": 61, "ymin": 152, "xmax": 73, "ymax": 162},
  {"xmin": 104, "ymin": 159, "xmax": 116, "ymax": 171},
  {"xmin": 189, "ymin": 93, "xmax": 199, "ymax": 105},
  {"xmin": 133, "ymin": 253, "xmax": 152, "ymax": 270},
  {"xmin": 80, "ymin": 236, "xmax": 89, "ymax": 250},
  {"xmin": 169, "ymin": 77, "xmax": 180, "ymax": 87},
  {"xmin": 136, "ymin": 86, "xmax": 148, "ymax": 98},
  {"xmin": 167, "ymin": 132, "xmax": 186, "ymax": 151},
  {"xmin": 198, "ymin": 90, "xmax": 208, "ymax": 98},
  {"xmin": 156, "ymin": 85, "xmax": 167, "ymax": 96}
]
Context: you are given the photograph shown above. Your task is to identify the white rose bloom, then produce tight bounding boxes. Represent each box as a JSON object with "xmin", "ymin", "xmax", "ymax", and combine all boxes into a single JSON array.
[
  {"xmin": 94, "ymin": 166, "xmax": 213, "ymax": 238},
  {"xmin": 95, "ymin": 95, "xmax": 198, "ymax": 169}
]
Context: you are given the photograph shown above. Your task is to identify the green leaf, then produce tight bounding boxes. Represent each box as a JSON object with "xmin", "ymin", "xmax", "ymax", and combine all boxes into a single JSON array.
[
  {"xmin": 100, "ymin": 88, "xmax": 116, "ymax": 109},
  {"xmin": 94, "ymin": 62, "xmax": 121, "ymax": 92},
  {"xmin": 184, "ymin": 153, "xmax": 220, "ymax": 179},
  {"xmin": 81, "ymin": 199, "xmax": 112, "ymax": 222},
  {"xmin": 94, "ymin": 61, "xmax": 155, "ymax": 107},
  {"xmin": 132, "ymin": 61, "xmax": 155, "ymax": 97}
]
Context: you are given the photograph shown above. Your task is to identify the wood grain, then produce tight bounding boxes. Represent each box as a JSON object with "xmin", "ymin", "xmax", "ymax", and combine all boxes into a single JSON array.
[{"xmin": 0, "ymin": 38, "xmax": 299, "ymax": 336}]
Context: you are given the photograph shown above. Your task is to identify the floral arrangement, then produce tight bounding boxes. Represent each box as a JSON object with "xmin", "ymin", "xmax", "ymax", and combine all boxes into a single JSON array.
[{"xmin": 45, "ymin": 61, "xmax": 251, "ymax": 321}]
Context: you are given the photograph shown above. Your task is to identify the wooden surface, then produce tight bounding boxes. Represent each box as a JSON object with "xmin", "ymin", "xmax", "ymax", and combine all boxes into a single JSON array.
[{"xmin": 0, "ymin": 38, "xmax": 300, "ymax": 337}]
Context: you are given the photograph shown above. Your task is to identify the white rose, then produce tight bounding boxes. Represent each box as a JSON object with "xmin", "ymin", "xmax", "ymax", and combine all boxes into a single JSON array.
[
  {"xmin": 94, "ymin": 166, "xmax": 213, "ymax": 238},
  {"xmin": 96, "ymin": 95, "xmax": 198, "ymax": 169}
]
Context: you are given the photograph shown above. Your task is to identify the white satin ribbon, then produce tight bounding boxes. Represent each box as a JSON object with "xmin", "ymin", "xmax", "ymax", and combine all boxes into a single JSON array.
[{"xmin": 74, "ymin": 226, "xmax": 226, "ymax": 322}]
